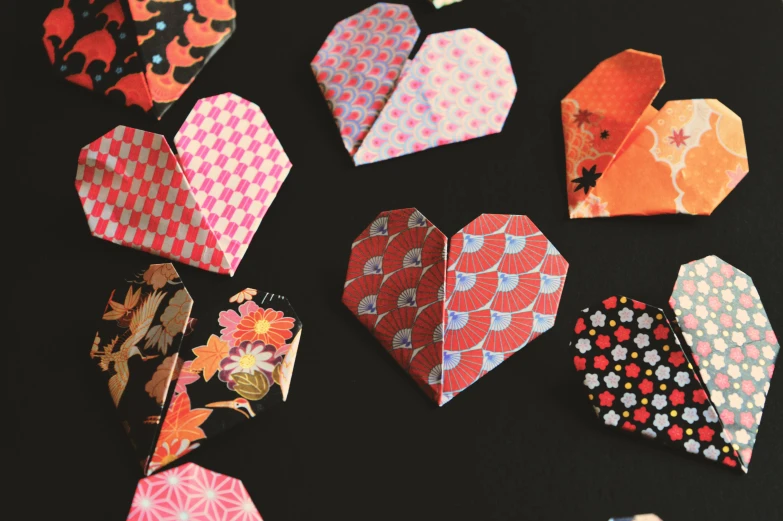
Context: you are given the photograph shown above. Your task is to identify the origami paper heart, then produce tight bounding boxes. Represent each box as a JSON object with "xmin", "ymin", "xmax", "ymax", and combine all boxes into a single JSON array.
[
  {"xmin": 43, "ymin": 0, "xmax": 236, "ymax": 118},
  {"xmin": 562, "ymin": 49, "xmax": 748, "ymax": 218},
  {"xmin": 572, "ymin": 296, "xmax": 745, "ymax": 471},
  {"xmin": 91, "ymin": 263, "xmax": 303, "ymax": 474},
  {"xmin": 75, "ymin": 93, "xmax": 292, "ymax": 275},
  {"xmin": 127, "ymin": 463, "xmax": 264, "ymax": 521},
  {"xmin": 311, "ymin": 3, "xmax": 517, "ymax": 165},
  {"xmin": 670, "ymin": 255, "xmax": 778, "ymax": 469},
  {"xmin": 343, "ymin": 208, "xmax": 568, "ymax": 405}
]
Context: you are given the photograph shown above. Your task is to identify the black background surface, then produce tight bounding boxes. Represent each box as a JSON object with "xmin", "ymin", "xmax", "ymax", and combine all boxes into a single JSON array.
[{"xmin": 9, "ymin": 1, "xmax": 783, "ymax": 520}]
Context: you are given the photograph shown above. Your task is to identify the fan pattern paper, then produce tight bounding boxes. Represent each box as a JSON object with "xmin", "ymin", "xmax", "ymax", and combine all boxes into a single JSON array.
[
  {"xmin": 572, "ymin": 296, "xmax": 743, "ymax": 471},
  {"xmin": 670, "ymin": 255, "xmax": 779, "ymax": 470},
  {"xmin": 354, "ymin": 29, "xmax": 517, "ymax": 165},
  {"xmin": 312, "ymin": 3, "xmax": 516, "ymax": 166},
  {"xmin": 76, "ymin": 126, "xmax": 231, "ymax": 273},
  {"xmin": 175, "ymin": 93, "xmax": 293, "ymax": 274},
  {"xmin": 562, "ymin": 49, "xmax": 748, "ymax": 218},
  {"xmin": 343, "ymin": 208, "xmax": 568, "ymax": 405},
  {"xmin": 127, "ymin": 463, "xmax": 263, "ymax": 521}
]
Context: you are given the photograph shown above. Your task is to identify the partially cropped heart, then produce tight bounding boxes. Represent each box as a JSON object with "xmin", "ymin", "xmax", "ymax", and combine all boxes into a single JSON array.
[
  {"xmin": 342, "ymin": 208, "xmax": 568, "ymax": 405},
  {"xmin": 311, "ymin": 3, "xmax": 517, "ymax": 166}
]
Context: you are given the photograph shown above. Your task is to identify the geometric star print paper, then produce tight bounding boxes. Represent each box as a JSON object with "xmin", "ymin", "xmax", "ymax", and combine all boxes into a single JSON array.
[
  {"xmin": 75, "ymin": 93, "xmax": 292, "ymax": 276},
  {"xmin": 343, "ymin": 208, "xmax": 568, "ymax": 405},
  {"xmin": 670, "ymin": 255, "xmax": 778, "ymax": 472},
  {"xmin": 572, "ymin": 296, "xmax": 745, "ymax": 472},
  {"xmin": 562, "ymin": 49, "xmax": 748, "ymax": 218},
  {"xmin": 311, "ymin": 3, "xmax": 517, "ymax": 166},
  {"xmin": 127, "ymin": 463, "xmax": 263, "ymax": 521},
  {"xmin": 43, "ymin": 0, "xmax": 236, "ymax": 118},
  {"xmin": 91, "ymin": 263, "xmax": 303, "ymax": 474}
]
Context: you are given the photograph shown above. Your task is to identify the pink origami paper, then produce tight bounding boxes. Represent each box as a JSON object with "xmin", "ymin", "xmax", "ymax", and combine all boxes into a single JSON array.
[
  {"xmin": 127, "ymin": 463, "xmax": 263, "ymax": 521},
  {"xmin": 311, "ymin": 2, "xmax": 517, "ymax": 165},
  {"xmin": 76, "ymin": 93, "xmax": 292, "ymax": 275}
]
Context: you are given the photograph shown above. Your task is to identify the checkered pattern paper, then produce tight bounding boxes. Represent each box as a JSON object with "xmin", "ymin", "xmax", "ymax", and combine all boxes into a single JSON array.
[{"xmin": 175, "ymin": 93, "xmax": 292, "ymax": 274}]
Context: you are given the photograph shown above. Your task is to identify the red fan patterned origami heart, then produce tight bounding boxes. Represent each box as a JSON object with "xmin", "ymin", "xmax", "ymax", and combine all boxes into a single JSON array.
[
  {"xmin": 343, "ymin": 208, "xmax": 568, "ymax": 405},
  {"xmin": 75, "ymin": 93, "xmax": 292, "ymax": 275}
]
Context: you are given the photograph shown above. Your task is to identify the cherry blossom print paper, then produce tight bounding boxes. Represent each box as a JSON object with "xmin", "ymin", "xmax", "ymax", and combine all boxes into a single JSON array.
[
  {"xmin": 43, "ymin": 0, "xmax": 236, "ymax": 118},
  {"xmin": 670, "ymin": 255, "xmax": 778, "ymax": 472},
  {"xmin": 343, "ymin": 208, "xmax": 568, "ymax": 406},
  {"xmin": 127, "ymin": 463, "xmax": 263, "ymax": 521},
  {"xmin": 572, "ymin": 296, "xmax": 743, "ymax": 471},
  {"xmin": 75, "ymin": 93, "xmax": 292, "ymax": 276},
  {"xmin": 311, "ymin": 3, "xmax": 516, "ymax": 165},
  {"xmin": 562, "ymin": 49, "xmax": 748, "ymax": 218}
]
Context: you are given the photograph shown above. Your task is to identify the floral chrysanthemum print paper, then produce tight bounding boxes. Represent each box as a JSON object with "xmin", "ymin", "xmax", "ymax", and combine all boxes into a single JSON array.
[
  {"xmin": 572, "ymin": 296, "xmax": 744, "ymax": 471},
  {"xmin": 670, "ymin": 255, "xmax": 778, "ymax": 471},
  {"xmin": 343, "ymin": 208, "xmax": 568, "ymax": 405},
  {"xmin": 311, "ymin": 3, "xmax": 517, "ymax": 165},
  {"xmin": 43, "ymin": 0, "xmax": 236, "ymax": 118},
  {"xmin": 562, "ymin": 49, "xmax": 748, "ymax": 218}
]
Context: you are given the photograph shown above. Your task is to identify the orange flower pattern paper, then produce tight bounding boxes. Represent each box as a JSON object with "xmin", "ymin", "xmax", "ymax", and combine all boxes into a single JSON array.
[{"xmin": 562, "ymin": 49, "xmax": 749, "ymax": 218}]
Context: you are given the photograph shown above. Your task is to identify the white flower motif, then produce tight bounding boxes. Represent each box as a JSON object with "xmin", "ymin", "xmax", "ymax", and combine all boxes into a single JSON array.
[
  {"xmin": 704, "ymin": 321, "xmax": 719, "ymax": 335},
  {"xmin": 731, "ymin": 331, "xmax": 747, "ymax": 346},
  {"xmin": 651, "ymin": 394, "xmax": 668, "ymax": 410},
  {"xmin": 721, "ymin": 289, "xmax": 735, "ymax": 303},
  {"xmin": 700, "ymin": 367, "xmax": 711, "ymax": 384},
  {"xmin": 728, "ymin": 393, "xmax": 743, "ymax": 409},
  {"xmin": 753, "ymin": 312, "xmax": 768, "ymax": 327},
  {"xmin": 674, "ymin": 371, "xmax": 691, "ymax": 387},
  {"xmin": 575, "ymin": 338, "xmax": 592, "ymax": 353},
  {"xmin": 603, "ymin": 410, "xmax": 620, "ymax": 427},
  {"xmin": 735, "ymin": 309, "xmax": 750, "ymax": 324},
  {"xmin": 762, "ymin": 345, "xmax": 776, "ymax": 360},
  {"xmin": 684, "ymin": 439, "xmax": 700, "ymax": 454},
  {"xmin": 643, "ymin": 349, "xmax": 661, "ymax": 366},
  {"xmin": 641, "ymin": 428, "xmax": 657, "ymax": 439},
  {"xmin": 753, "ymin": 392, "xmax": 766, "ymax": 408},
  {"xmin": 678, "ymin": 295, "xmax": 693, "ymax": 310},
  {"xmin": 611, "ymin": 345, "xmax": 627, "ymax": 361},
  {"xmin": 655, "ymin": 365, "xmax": 671, "ymax": 381},
  {"xmin": 751, "ymin": 365, "xmax": 765, "ymax": 382},
  {"xmin": 590, "ymin": 310, "xmax": 606, "ymax": 327},
  {"xmin": 604, "ymin": 372, "xmax": 620, "ymax": 389},
  {"xmin": 735, "ymin": 429, "xmax": 751, "ymax": 445},
  {"xmin": 734, "ymin": 276, "xmax": 748, "ymax": 291},
  {"xmin": 703, "ymin": 445, "xmax": 720, "ymax": 461},
  {"xmin": 751, "ymin": 286, "xmax": 760, "ymax": 299},
  {"xmin": 584, "ymin": 373, "xmax": 599, "ymax": 389},
  {"xmin": 682, "ymin": 407, "xmax": 699, "ymax": 424},
  {"xmin": 710, "ymin": 354, "xmax": 725, "ymax": 371},
  {"xmin": 697, "ymin": 280, "xmax": 710, "ymax": 294},
  {"xmin": 683, "ymin": 332, "xmax": 693, "ymax": 346},
  {"xmin": 695, "ymin": 263, "xmax": 708, "ymax": 277},
  {"xmin": 713, "ymin": 338, "xmax": 728, "ymax": 352},
  {"xmin": 634, "ymin": 333, "xmax": 650, "ymax": 349},
  {"xmin": 637, "ymin": 313, "xmax": 654, "ymax": 329},
  {"xmin": 618, "ymin": 307, "xmax": 634, "ymax": 322},
  {"xmin": 704, "ymin": 406, "xmax": 719, "ymax": 423},
  {"xmin": 710, "ymin": 390, "xmax": 725, "ymax": 407},
  {"xmin": 621, "ymin": 392, "xmax": 637, "ymax": 408},
  {"xmin": 695, "ymin": 305, "xmax": 708, "ymax": 319},
  {"xmin": 705, "ymin": 256, "xmax": 718, "ymax": 268},
  {"xmin": 653, "ymin": 413, "xmax": 670, "ymax": 430}
]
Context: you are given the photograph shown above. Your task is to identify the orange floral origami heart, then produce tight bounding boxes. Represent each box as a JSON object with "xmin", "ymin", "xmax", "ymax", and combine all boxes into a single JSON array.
[{"xmin": 561, "ymin": 49, "xmax": 749, "ymax": 218}]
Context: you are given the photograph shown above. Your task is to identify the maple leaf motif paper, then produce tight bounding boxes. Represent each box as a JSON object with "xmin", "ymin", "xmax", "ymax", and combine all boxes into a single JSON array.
[
  {"xmin": 562, "ymin": 49, "xmax": 748, "ymax": 218},
  {"xmin": 75, "ymin": 93, "xmax": 292, "ymax": 275},
  {"xmin": 571, "ymin": 296, "xmax": 744, "ymax": 471},
  {"xmin": 312, "ymin": 3, "xmax": 517, "ymax": 165},
  {"xmin": 43, "ymin": 0, "xmax": 236, "ymax": 118},
  {"xmin": 670, "ymin": 255, "xmax": 779, "ymax": 471},
  {"xmin": 343, "ymin": 208, "xmax": 568, "ymax": 405},
  {"xmin": 127, "ymin": 463, "xmax": 264, "ymax": 521},
  {"xmin": 91, "ymin": 264, "xmax": 303, "ymax": 474}
]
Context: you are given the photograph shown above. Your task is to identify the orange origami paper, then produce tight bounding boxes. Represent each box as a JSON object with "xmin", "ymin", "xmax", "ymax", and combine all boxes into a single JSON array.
[{"xmin": 561, "ymin": 49, "xmax": 749, "ymax": 218}]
